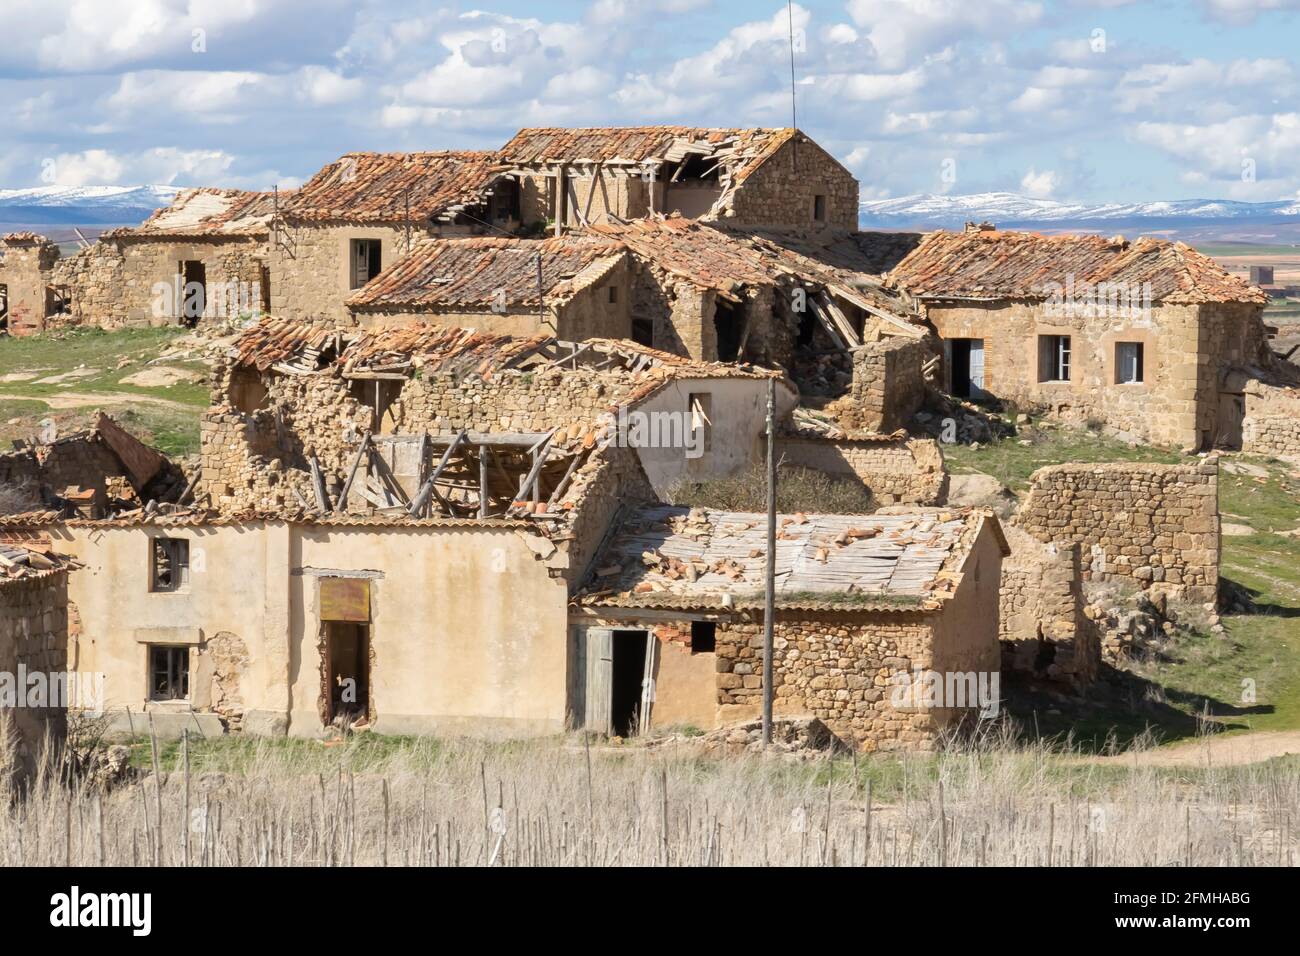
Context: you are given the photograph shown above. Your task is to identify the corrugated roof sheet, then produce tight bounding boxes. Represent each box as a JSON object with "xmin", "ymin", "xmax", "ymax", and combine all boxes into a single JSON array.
[
  {"xmin": 888, "ymin": 229, "xmax": 1267, "ymax": 304},
  {"xmin": 578, "ymin": 505, "xmax": 1000, "ymax": 611},
  {"xmin": 347, "ymin": 235, "xmax": 626, "ymax": 309},
  {"xmin": 106, "ymin": 188, "xmax": 278, "ymax": 238},
  {"xmin": 280, "ymin": 151, "xmax": 506, "ymax": 224}
]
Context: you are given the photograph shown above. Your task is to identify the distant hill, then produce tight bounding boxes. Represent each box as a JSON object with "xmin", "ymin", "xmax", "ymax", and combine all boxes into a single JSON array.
[
  {"xmin": 0, "ymin": 184, "xmax": 178, "ymax": 231},
  {"xmin": 859, "ymin": 192, "xmax": 1300, "ymax": 244}
]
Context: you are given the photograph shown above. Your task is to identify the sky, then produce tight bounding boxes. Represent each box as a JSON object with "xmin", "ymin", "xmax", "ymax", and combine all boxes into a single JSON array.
[{"xmin": 1, "ymin": 0, "xmax": 1298, "ymax": 204}]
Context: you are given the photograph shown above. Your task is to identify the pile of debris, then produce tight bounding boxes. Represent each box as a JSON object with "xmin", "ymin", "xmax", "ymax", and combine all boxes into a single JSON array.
[
  {"xmin": 914, "ymin": 395, "xmax": 1015, "ymax": 446},
  {"xmin": 791, "ymin": 349, "xmax": 853, "ymax": 398},
  {"xmin": 1084, "ymin": 584, "xmax": 1213, "ymax": 666},
  {"xmin": 646, "ymin": 717, "xmax": 850, "ymax": 759}
]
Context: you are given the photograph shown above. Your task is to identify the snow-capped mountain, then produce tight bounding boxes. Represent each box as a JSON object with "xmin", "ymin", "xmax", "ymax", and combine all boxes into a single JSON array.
[
  {"xmin": 0, "ymin": 184, "xmax": 179, "ymax": 227},
  {"xmin": 859, "ymin": 191, "xmax": 1300, "ymax": 236}
]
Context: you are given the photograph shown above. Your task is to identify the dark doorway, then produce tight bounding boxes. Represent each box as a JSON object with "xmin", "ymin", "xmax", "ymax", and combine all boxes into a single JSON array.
[
  {"xmin": 180, "ymin": 260, "xmax": 206, "ymax": 326},
  {"xmin": 714, "ymin": 299, "xmax": 743, "ymax": 361},
  {"xmin": 326, "ymin": 621, "xmax": 370, "ymax": 722},
  {"xmin": 0, "ymin": 282, "xmax": 8, "ymax": 332},
  {"xmin": 632, "ymin": 317, "xmax": 654, "ymax": 348},
  {"xmin": 610, "ymin": 629, "xmax": 648, "ymax": 737},
  {"xmin": 948, "ymin": 337, "xmax": 984, "ymax": 399}
]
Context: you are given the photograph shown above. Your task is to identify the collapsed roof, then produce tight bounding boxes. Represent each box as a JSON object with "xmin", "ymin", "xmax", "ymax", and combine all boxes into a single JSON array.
[
  {"xmin": 346, "ymin": 235, "xmax": 626, "ymax": 311},
  {"xmin": 105, "ymin": 188, "xmax": 279, "ymax": 239},
  {"xmin": 887, "ymin": 229, "xmax": 1268, "ymax": 305},
  {"xmin": 280, "ymin": 151, "xmax": 508, "ymax": 224},
  {"xmin": 578, "ymin": 505, "xmax": 1007, "ymax": 612},
  {"xmin": 0, "ymin": 540, "xmax": 78, "ymax": 584}
]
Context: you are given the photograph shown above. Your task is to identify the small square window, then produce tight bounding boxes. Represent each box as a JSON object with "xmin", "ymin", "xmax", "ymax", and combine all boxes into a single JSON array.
[
  {"xmin": 813, "ymin": 195, "xmax": 826, "ymax": 222},
  {"xmin": 150, "ymin": 537, "xmax": 189, "ymax": 592},
  {"xmin": 1115, "ymin": 341, "xmax": 1144, "ymax": 383},
  {"xmin": 1037, "ymin": 334, "xmax": 1071, "ymax": 383},
  {"xmin": 149, "ymin": 645, "xmax": 190, "ymax": 701},
  {"xmin": 690, "ymin": 621, "xmax": 716, "ymax": 654}
]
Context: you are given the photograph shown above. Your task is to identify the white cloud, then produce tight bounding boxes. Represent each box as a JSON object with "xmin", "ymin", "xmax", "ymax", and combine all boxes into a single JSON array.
[{"xmin": 1021, "ymin": 167, "xmax": 1060, "ymax": 197}]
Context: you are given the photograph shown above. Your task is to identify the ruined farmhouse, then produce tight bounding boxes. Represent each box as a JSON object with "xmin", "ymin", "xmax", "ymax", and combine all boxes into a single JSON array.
[{"xmin": 2, "ymin": 123, "xmax": 1296, "ymax": 751}]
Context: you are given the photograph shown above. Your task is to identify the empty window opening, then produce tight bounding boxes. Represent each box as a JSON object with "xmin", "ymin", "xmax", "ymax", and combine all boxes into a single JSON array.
[
  {"xmin": 1038, "ymin": 334, "xmax": 1071, "ymax": 383},
  {"xmin": 713, "ymin": 298, "xmax": 743, "ymax": 362},
  {"xmin": 0, "ymin": 282, "xmax": 8, "ymax": 332},
  {"xmin": 349, "ymin": 377, "xmax": 403, "ymax": 433},
  {"xmin": 813, "ymin": 194, "xmax": 827, "ymax": 222},
  {"xmin": 150, "ymin": 537, "xmax": 189, "ymax": 592},
  {"xmin": 1115, "ymin": 341, "xmax": 1144, "ymax": 384},
  {"xmin": 607, "ymin": 285, "xmax": 618, "ymax": 304},
  {"xmin": 228, "ymin": 366, "xmax": 270, "ymax": 414},
  {"xmin": 179, "ymin": 260, "xmax": 206, "ymax": 327},
  {"xmin": 326, "ymin": 621, "xmax": 371, "ymax": 724},
  {"xmin": 689, "ymin": 392, "xmax": 713, "ymax": 453},
  {"xmin": 611, "ymin": 629, "xmax": 649, "ymax": 738},
  {"xmin": 350, "ymin": 239, "xmax": 383, "ymax": 290},
  {"xmin": 947, "ymin": 338, "xmax": 985, "ymax": 399},
  {"xmin": 690, "ymin": 621, "xmax": 716, "ymax": 654},
  {"xmin": 631, "ymin": 317, "xmax": 654, "ymax": 347},
  {"xmin": 149, "ymin": 645, "xmax": 190, "ymax": 701}
]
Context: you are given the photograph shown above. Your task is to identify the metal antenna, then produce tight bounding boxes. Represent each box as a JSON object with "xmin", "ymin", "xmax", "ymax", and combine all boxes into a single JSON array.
[{"xmin": 787, "ymin": 0, "xmax": 798, "ymax": 171}]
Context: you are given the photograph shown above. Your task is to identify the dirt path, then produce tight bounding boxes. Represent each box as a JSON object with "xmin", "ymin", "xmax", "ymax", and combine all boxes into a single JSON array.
[
  {"xmin": 1087, "ymin": 730, "xmax": 1300, "ymax": 768},
  {"xmin": 0, "ymin": 390, "xmax": 196, "ymax": 411}
]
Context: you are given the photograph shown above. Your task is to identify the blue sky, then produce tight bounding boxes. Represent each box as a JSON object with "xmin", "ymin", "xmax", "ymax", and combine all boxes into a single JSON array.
[{"xmin": 1, "ymin": 0, "xmax": 1297, "ymax": 203}]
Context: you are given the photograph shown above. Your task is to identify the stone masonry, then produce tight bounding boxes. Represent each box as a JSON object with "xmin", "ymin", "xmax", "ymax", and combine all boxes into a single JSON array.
[{"xmin": 1016, "ymin": 460, "xmax": 1220, "ymax": 603}]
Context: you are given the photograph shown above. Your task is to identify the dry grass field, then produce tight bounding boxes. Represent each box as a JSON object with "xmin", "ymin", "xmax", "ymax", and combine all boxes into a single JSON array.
[{"xmin": 3, "ymin": 723, "xmax": 1297, "ymax": 867}]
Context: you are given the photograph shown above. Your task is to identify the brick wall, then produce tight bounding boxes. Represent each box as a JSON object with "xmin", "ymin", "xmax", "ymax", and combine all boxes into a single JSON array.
[{"xmin": 1016, "ymin": 460, "xmax": 1220, "ymax": 603}]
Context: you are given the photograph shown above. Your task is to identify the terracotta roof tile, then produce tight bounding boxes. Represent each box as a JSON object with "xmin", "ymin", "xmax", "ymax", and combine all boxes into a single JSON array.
[
  {"xmin": 105, "ymin": 188, "xmax": 279, "ymax": 238},
  {"xmin": 888, "ymin": 229, "xmax": 1267, "ymax": 304},
  {"xmin": 347, "ymin": 235, "xmax": 626, "ymax": 310},
  {"xmin": 281, "ymin": 151, "xmax": 507, "ymax": 224}
]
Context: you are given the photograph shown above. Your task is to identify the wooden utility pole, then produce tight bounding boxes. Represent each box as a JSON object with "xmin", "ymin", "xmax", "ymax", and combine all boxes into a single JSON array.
[{"xmin": 762, "ymin": 376, "xmax": 776, "ymax": 747}]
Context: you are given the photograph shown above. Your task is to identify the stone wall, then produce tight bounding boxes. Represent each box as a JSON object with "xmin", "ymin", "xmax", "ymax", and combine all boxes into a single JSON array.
[
  {"xmin": 925, "ymin": 299, "xmax": 1270, "ymax": 450},
  {"xmin": 998, "ymin": 527, "xmax": 1098, "ymax": 687},
  {"xmin": 715, "ymin": 136, "xmax": 859, "ymax": 232},
  {"xmin": 0, "ymin": 565, "xmax": 70, "ymax": 782},
  {"xmin": 1242, "ymin": 379, "xmax": 1300, "ymax": 457},
  {"xmin": 201, "ymin": 358, "xmax": 673, "ymax": 511},
  {"xmin": 828, "ymin": 335, "xmax": 931, "ymax": 433},
  {"xmin": 716, "ymin": 614, "xmax": 946, "ymax": 752},
  {"xmin": 271, "ymin": 222, "xmax": 419, "ymax": 325},
  {"xmin": 0, "ymin": 236, "xmax": 61, "ymax": 335},
  {"xmin": 776, "ymin": 435, "xmax": 946, "ymax": 504},
  {"xmin": 1016, "ymin": 460, "xmax": 1220, "ymax": 603},
  {"xmin": 52, "ymin": 236, "xmax": 265, "ymax": 329}
]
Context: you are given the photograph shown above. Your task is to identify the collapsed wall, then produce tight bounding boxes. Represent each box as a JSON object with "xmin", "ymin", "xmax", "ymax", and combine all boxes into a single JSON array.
[
  {"xmin": 1016, "ymin": 459, "xmax": 1220, "ymax": 604},
  {"xmin": 998, "ymin": 526, "xmax": 1099, "ymax": 687},
  {"xmin": 775, "ymin": 433, "xmax": 946, "ymax": 505},
  {"xmin": 1242, "ymin": 379, "xmax": 1300, "ymax": 458},
  {"xmin": 826, "ymin": 335, "xmax": 931, "ymax": 433},
  {"xmin": 0, "ymin": 539, "xmax": 71, "ymax": 783}
]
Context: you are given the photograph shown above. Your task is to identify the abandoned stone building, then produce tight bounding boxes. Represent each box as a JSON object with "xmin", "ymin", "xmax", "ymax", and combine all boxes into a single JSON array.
[
  {"xmin": 572, "ymin": 505, "xmax": 1008, "ymax": 750},
  {"xmin": 500, "ymin": 126, "xmax": 860, "ymax": 232},
  {"xmin": 1016, "ymin": 459, "xmax": 1221, "ymax": 605},
  {"xmin": 0, "ymin": 411, "xmax": 185, "ymax": 516},
  {"xmin": 346, "ymin": 234, "xmax": 632, "ymax": 339},
  {"xmin": 0, "ymin": 232, "xmax": 64, "ymax": 336},
  {"xmin": 885, "ymin": 226, "xmax": 1273, "ymax": 450},
  {"xmin": 270, "ymin": 151, "xmax": 517, "ymax": 325},
  {"xmin": 0, "ymin": 537, "xmax": 75, "ymax": 780}
]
